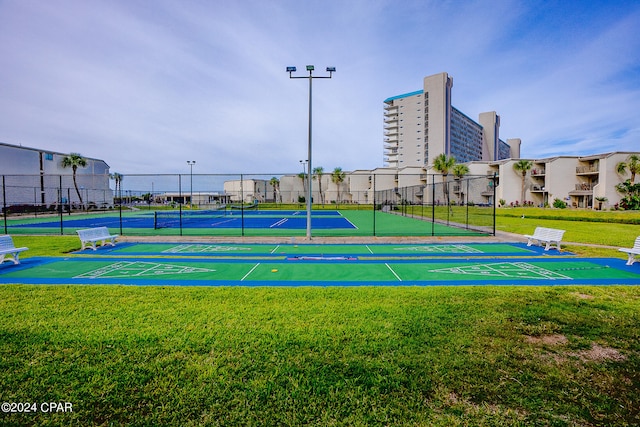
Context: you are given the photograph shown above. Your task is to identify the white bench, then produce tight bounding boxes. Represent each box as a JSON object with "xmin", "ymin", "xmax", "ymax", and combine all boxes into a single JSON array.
[
  {"xmin": 619, "ymin": 236, "xmax": 640, "ymax": 266},
  {"xmin": 0, "ymin": 235, "xmax": 29, "ymax": 265},
  {"xmin": 77, "ymin": 227, "xmax": 119, "ymax": 251},
  {"xmin": 524, "ymin": 227, "xmax": 565, "ymax": 251}
]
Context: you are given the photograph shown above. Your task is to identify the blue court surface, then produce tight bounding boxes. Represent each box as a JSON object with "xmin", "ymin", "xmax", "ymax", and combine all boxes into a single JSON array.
[
  {"xmin": 1, "ymin": 242, "xmax": 639, "ymax": 287},
  {"xmin": 10, "ymin": 210, "xmax": 357, "ymax": 230}
]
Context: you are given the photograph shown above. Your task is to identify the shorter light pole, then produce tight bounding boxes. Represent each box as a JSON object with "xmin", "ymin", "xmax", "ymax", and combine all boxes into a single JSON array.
[
  {"xmin": 187, "ymin": 161, "xmax": 196, "ymax": 209},
  {"xmin": 299, "ymin": 159, "xmax": 308, "ymax": 204}
]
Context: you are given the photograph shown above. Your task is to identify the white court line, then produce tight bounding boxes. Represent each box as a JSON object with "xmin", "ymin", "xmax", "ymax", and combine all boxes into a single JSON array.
[
  {"xmin": 137, "ymin": 263, "xmax": 163, "ymax": 277},
  {"xmin": 270, "ymin": 245, "xmax": 280, "ymax": 254},
  {"xmin": 365, "ymin": 245, "xmax": 374, "ymax": 254},
  {"xmin": 385, "ymin": 263, "xmax": 402, "ymax": 281},
  {"xmin": 515, "ymin": 262, "xmax": 572, "ymax": 280},
  {"xmin": 75, "ymin": 261, "xmax": 129, "ymax": 278},
  {"xmin": 270, "ymin": 218, "xmax": 288, "ymax": 228},
  {"xmin": 211, "ymin": 219, "xmax": 236, "ymax": 227},
  {"xmin": 162, "ymin": 244, "xmax": 190, "ymax": 253},
  {"xmin": 241, "ymin": 263, "xmax": 261, "ymax": 281},
  {"xmin": 342, "ymin": 216, "xmax": 359, "ymax": 230}
]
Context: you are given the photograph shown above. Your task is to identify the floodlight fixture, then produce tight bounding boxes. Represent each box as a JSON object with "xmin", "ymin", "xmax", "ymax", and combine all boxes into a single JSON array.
[{"xmin": 306, "ymin": 65, "xmax": 314, "ymax": 71}]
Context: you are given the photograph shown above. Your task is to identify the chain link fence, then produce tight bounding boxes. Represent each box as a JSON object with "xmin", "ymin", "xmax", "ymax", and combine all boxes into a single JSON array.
[{"xmin": 2, "ymin": 172, "xmax": 496, "ymax": 237}]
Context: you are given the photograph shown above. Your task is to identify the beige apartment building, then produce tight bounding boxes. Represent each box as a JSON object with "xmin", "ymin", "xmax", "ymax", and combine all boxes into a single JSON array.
[
  {"xmin": 257, "ymin": 151, "xmax": 637, "ymax": 210},
  {"xmin": 468, "ymin": 152, "xmax": 639, "ymax": 209},
  {"xmin": 383, "ymin": 72, "xmax": 521, "ymax": 168}
]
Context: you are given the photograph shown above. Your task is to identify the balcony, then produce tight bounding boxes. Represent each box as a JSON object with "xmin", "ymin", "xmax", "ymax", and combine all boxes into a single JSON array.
[
  {"xmin": 577, "ymin": 183, "xmax": 595, "ymax": 190},
  {"xmin": 530, "ymin": 184, "xmax": 547, "ymax": 193},
  {"xmin": 481, "ymin": 185, "xmax": 495, "ymax": 196},
  {"xmin": 531, "ymin": 168, "xmax": 546, "ymax": 176},
  {"xmin": 568, "ymin": 183, "xmax": 595, "ymax": 195},
  {"xmin": 576, "ymin": 165, "xmax": 599, "ymax": 175}
]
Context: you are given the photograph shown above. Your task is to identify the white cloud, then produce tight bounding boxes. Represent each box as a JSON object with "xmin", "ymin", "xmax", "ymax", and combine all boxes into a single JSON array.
[{"xmin": 0, "ymin": 0, "xmax": 638, "ymax": 175}]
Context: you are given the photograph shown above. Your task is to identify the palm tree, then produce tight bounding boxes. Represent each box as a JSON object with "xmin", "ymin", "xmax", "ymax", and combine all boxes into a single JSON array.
[
  {"xmin": 61, "ymin": 153, "xmax": 87, "ymax": 208},
  {"xmin": 269, "ymin": 177, "xmax": 280, "ymax": 204},
  {"xmin": 616, "ymin": 154, "xmax": 640, "ymax": 183},
  {"xmin": 109, "ymin": 172, "xmax": 123, "ymax": 206},
  {"xmin": 513, "ymin": 159, "xmax": 533, "ymax": 204},
  {"xmin": 313, "ymin": 166, "xmax": 325, "ymax": 206},
  {"xmin": 615, "ymin": 179, "xmax": 640, "ymax": 210},
  {"xmin": 331, "ymin": 167, "xmax": 346, "ymax": 204},
  {"xmin": 432, "ymin": 153, "xmax": 456, "ymax": 207},
  {"xmin": 452, "ymin": 163, "xmax": 470, "ymax": 204}
]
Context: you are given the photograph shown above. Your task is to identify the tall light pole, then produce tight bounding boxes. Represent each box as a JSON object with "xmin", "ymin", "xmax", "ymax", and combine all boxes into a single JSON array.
[
  {"xmin": 287, "ymin": 65, "xmax": 335, "ymax": 240},
  {"xmin": 187, "ymin": 160, "xmax": 196, "ymax": 209}
]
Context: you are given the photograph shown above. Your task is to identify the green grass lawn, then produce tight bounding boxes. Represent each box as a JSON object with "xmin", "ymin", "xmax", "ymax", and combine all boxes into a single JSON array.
[
  {"xmin": 1, "ymin": 286, "xmax": 638, "ymax": 426},
  {"xmin": 493, "ymin": 207, "xmax": 640, "ymax": 259},
  {"xmin": 2, "ymin": 209, "xmax": 640, "ymax": 426}
]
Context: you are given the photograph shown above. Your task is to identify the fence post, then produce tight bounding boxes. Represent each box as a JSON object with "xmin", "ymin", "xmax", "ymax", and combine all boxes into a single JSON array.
[
  {"xmin": 431, "ymin": 174, "xmax": 435, "ymax": 236},
  {"xmin": 179, "ymin": 174, "xmax": 183, "ymax": 236},
  {"xmin": 59, "ymin": 176, "xmax": 64, "ymax": 235},
  {"xmin": 372, "ymin": 174, "xmax": 376, "ymax": 237},
  {"xmin": 2, "ymin": 176, "xmax": 7, "ymax": 234},
  {"xmin": 240, "ymin": 174, "xmax": 245, "ymax": 237},
  {"xmin": 119, "ymin": 179, "xmax": 123, "ymax": 236},
  {"xmin": 465, "ymin": 177, "xmax": 470, "ymax": 229},
  {"xmin": 446, "ymin": 180, "xmax": 451, "ymax": 226},
  {"xmin": 492, "ymin": 172, "xmax": 497, "ymax": 236}
]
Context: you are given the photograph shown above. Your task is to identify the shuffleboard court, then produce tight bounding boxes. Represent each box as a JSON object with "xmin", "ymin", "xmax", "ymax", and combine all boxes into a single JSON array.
[
  {"xmin": 2, "ymin": 257, "xmax": 638, "ymax": 286},
  {"xmin": 82, "ymin": 242, "xmax": 551, "ymax": 257}
]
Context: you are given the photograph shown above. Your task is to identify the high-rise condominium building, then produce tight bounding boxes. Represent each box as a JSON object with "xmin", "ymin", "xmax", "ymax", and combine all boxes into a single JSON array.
[{"xmin": 383, "ymin": 72, "xmax": 520, "ymax": 168}]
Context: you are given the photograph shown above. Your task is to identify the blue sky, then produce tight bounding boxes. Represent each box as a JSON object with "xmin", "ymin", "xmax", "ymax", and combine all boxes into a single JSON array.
[{"xmin": 1, "ymin": 0, "xmax": 638, "ymax": 175}]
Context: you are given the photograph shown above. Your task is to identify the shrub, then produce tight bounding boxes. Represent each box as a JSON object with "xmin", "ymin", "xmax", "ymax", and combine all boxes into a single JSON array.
[{"xmin": 553, "ymin": 198, "xmax": 567, "ymax": 209}]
